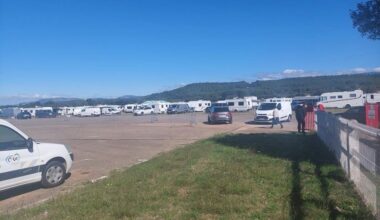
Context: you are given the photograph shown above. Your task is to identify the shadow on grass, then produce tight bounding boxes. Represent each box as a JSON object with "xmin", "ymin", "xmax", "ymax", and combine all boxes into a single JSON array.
[{"xmin": 212, "ymin": 132, "xmax": 371, "ymax": 220}]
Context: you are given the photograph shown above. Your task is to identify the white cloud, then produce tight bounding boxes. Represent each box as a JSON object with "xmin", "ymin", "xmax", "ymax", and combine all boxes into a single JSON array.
[
  {"xmin": 351, "ymin": 68, "xmax": 367, "ymax": 74},
  {"xmin": 373, "ymin": 67, "xmax": 380, "ymax": 73}
]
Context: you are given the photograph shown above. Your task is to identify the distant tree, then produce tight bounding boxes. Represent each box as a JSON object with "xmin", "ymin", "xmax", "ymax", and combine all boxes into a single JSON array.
[{"xmin": 350, "ymin": 0, "xmax": 380, "ymax": 40}]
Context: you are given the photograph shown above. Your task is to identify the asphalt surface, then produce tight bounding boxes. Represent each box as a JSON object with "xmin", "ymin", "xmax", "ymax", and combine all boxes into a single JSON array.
[{"xmin": 0, "ymin": 112, "xmax": 297, "ymax": 213}]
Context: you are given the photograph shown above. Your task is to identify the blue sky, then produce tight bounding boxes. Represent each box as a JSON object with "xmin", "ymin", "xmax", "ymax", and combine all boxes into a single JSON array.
[{"xmin": 0, "ymin": 0, "xmax": 379, "ymax": 104}]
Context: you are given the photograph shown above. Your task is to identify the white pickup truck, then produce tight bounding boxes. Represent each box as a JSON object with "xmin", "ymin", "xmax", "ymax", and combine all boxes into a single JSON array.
[{"xmin": 0, "ymin": 119, "xmax": 73, "ymax": 191}]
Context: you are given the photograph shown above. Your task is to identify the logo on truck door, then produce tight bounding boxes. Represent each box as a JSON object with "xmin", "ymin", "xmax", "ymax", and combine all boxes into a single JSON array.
[{"xmin": 5, "ymin": 153, "xmax": 21, "ymax": 164}]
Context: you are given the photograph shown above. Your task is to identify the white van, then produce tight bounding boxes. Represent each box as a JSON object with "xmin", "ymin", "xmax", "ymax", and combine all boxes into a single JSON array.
[
  {"xmin": 364, "ymin": 93, "xmax": 380, "ymax": 104},
  {"xmin": 255, "ymin": 102, "xmax": 292, "ymax": 123},
  {"xmin": 318, "ymin": 89, "xmax": 364, "ymax": 108},
  {"xmin": 0, "ymin": 119, "xmax": 73, "ymax": 191},
  {"xmin": 79, "ymin": 107, "xmax": 101, "ymax": 117}
]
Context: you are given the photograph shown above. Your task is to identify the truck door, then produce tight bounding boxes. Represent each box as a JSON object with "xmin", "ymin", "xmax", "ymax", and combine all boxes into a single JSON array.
[{"xmin": 0, "ymin": 125, "xmax": 41, "ymax": 190}]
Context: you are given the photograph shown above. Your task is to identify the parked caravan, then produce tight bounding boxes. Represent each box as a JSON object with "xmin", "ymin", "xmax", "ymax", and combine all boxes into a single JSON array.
[
  {"xmin": 79, "ymin": 107, "xmax": 101, "ymax": 117},
  {"xmin": 73, "ymin": 107, "xmax": 85, "ymax": 116},
  {"xmin": 318, "ymin": 90, "xmax": 364, "ymax": 108},
  {"xmin": 224, "ymin": 97, "xmax": 256, "ymax": 112},
  {"xmin": 187, "ymin": 100, "xmax": 211, "ymax": 112},
  {"xmin": 142, "ymin": 101, "xmax": 170, "ymax": 114},
  {"xmin": 255, "ymin": 101, "xmax": 292, "ymax": 123},
  {"xmin": 124, "ymin": 104, "xmax": 138, "ymax": 113},
  {"xmin": 265, "ymin": 97, "xmax": 293, "ymax": 103},
  {"xmin": 244, "ymin": 96, "xmax": 259, "ymax": 108},
  {"xmin": 364, "ymin": 93, "xmax": 380, "ymax": 104}
]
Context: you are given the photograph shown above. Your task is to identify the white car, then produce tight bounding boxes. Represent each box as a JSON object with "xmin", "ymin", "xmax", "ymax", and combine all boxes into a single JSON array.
[
  {"xmin": 0, "ymin": 119, "xmax": 74, "ymax": 191},
  {"xmin": 134, "ymin": 106, "xmax": 154, "ymax": 116}
]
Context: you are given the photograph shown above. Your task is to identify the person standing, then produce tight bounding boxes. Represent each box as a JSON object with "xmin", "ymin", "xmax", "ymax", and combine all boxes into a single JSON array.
[
  {"xmin": 270, "ymin": 105, "xmax": 283, "ymax": 128},
  {"xmin": 295, "ymin": 103, "xmax": 307, "ymax": 133}
]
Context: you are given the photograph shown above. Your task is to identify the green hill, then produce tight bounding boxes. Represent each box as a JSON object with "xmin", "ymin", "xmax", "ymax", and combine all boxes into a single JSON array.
[{"xmin": 13, "ymin": 73, "xmax": 380, "ymax": 107}]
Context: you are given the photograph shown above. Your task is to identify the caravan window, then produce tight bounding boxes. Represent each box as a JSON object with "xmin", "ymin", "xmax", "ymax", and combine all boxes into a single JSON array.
[
  {"xmin": 320, "ymin": 96, "xmax": 327, "ymax": 101},
  {"xmin": 337, "ymin": 95, "xmax": 343, "ymax": 99},
  {"xmin": 198, "ymin": 103, "xmax": 202, "ymax": 107},
  {"xmin": 228, "ymin": 102, "xmax": 234, "ymax": 106},
  {"xmin": 371, "ymin": 95, "xmax": 374, "ymax": 99},
  {"xmin": 330, "ymin": 96, "xmax": 336, "ymax": 99},
  {"xmin": 238, "ymin": 102, "xmax": 244, "ymax": 106},
  {"xmin": 350, "ymin": 94, "xmax": 356, "ymax": 98}
]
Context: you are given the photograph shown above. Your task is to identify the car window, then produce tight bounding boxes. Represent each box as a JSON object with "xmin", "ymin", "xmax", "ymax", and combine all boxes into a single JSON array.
[{"xmin": 0, "ymin": 125, "xmax": 27, "ymax": 151}]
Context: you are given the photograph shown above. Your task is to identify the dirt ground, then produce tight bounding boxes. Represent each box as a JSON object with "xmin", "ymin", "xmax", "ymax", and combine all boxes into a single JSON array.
[{"xmin": 0, "ymin": 112, "xmax": 297, "ymax": 213}]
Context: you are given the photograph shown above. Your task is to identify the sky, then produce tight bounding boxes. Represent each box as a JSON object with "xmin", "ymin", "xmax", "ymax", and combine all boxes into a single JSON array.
[{"xmin": 0, "ymin": 0, "xmax": 379, "ymax": 104}]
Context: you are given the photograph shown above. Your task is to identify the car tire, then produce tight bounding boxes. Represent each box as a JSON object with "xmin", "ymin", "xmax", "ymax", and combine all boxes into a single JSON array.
[
  {"xmin": 345, "ymin": 104, "xmax": 351, "ymax": 109},
  {"xmin": 41, "ymin": 161, "xmax": 66, "ymax": 188}
]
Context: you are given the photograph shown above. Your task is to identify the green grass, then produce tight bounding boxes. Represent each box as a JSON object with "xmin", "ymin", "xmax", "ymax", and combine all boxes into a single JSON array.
[{"xmin": 1, "ymin": 133, "xmax": 374, "ymax": 220}]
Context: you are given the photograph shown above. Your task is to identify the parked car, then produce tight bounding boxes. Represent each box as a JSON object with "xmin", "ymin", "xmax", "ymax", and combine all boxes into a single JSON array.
[
  {"xmin": 134, "ymin": 106, "xmax": 154, "ymax": 116},
  {"xmin": 0, "ymin": 119, "xmax": 74, "ymax": 191},
  {"xmin": 208, "ymin": 107, "xmax": 232, "ymax": 124},
  {"xmin": 206, "ymin": 102, "xmax": 228, "ymax": 113},
  {"xmin": 167, "ymin": 104, "xmax": 191, "ymax": 114},
  {"xmin": 16, "ymin": 111, "xmax": 32, "ymax": 119},
  {"xmin": 35, "ymin": 109, "xmax": 57, "ymax": 118}
]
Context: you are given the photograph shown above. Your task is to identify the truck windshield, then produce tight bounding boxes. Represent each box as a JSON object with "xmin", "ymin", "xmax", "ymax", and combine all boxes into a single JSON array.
[{"xmin": 258, "ymin": 103, "xmax": 277, "ymax": 110}]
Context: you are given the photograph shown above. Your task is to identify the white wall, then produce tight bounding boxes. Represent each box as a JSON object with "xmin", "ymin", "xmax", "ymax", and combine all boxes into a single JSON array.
[{"xmin": 315, "ymin": 112, "xmax": 380, "ymax": 216}]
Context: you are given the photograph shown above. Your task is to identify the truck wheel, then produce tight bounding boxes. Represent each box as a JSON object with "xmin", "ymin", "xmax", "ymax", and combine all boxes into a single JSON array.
[{"xmin": 41, "ymin": 161, "xmax": 66, "ymax": 188}]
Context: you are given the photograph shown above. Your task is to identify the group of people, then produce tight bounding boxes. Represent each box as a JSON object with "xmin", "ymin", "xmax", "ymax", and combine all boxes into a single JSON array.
[{"xmin": 270, "ymin": 103, "xmax": 318, "ymax": 134}]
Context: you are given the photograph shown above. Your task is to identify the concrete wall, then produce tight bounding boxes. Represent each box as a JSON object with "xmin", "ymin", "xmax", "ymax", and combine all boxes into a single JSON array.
[{"xmin": 315, "ymin": 111, "xmax": 380, "ymax": 217}]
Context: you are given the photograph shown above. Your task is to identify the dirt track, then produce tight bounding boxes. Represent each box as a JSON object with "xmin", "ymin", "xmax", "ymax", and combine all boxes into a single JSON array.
[{"xmin": 0, "ymin": 112, "xmax": 296, "ymax": 213}]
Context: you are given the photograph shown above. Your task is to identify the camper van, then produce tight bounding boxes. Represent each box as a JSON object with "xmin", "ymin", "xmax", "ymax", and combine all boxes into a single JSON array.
[
  {"xmin": 318, "ymin": 90, "xmax": 364, "ymax": 108},
  {"xmin": 134, "ymin": 105, "xmax": 154, "ymax": 116},
  {"xmin": 101, "ymin": 107, "xmax": 121, "ymax": 115},
  {"xmin": 364, "ymin": 93, "xmax": 380, "ymax": 104},
  {"xmin": 124, "ymin": 104, "xmax": 138, "ymax": 113},
  {"xmin": 187, "ymin": 100, "xmax": 211, "ymax": 112},
  {"xmin": 255, "ymin": 101, "xmax": 292, "ymax": 123},
  {"xmin": 224, "ymin": 97, "xmax": 257, "ymax": 112},
  {"xmin": 79, "ymin": 107, "xmax": 101, "ymax": 117},
  {"xmin": 142, "ymin": 101, "xmax": 170, "ymax": 114},
  {"xmin": 73, "ymin": 107, "xmax": 85, "ymax": 116}
]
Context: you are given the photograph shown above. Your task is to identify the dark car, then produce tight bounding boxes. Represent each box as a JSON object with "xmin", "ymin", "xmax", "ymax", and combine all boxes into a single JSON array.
[
  {"xmin": 16, "ymin": 111, "xmax": 32, "ymax": 119},
  {"xmin": 208, "ymin": 107, "xmax": 232, "ymax": 124},
  {"xmin": 167, "ymin": 104, "xmax": 191, "ymax": 114},
  {"xmin": 35, "ymin": 109, "xmax": 57, "ymax": 118},
  {"xmin": 206, "ymin": 102, "xmax": 228, "ymax": 113}
]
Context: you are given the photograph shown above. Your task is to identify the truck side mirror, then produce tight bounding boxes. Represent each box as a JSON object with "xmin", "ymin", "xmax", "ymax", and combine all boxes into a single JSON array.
[{"xmin": 26, "ymin": 138, "xmax": 34, "ymax": 151}]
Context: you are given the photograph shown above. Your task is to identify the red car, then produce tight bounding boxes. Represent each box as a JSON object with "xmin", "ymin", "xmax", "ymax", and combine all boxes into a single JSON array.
[{"xmin": 208, "ymin": 107, "xmax": 232, "ymax": 124}]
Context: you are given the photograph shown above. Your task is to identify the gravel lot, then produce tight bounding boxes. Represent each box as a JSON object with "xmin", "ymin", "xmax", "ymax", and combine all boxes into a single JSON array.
[{"xmin": 0, "ymin": 112, "xmax": 296, "ymax": 212}]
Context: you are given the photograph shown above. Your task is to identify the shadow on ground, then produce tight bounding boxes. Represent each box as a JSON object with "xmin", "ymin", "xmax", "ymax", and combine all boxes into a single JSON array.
[{"xmin": 212, "ymin": 132, "xmax": 373, "ymax": 220}]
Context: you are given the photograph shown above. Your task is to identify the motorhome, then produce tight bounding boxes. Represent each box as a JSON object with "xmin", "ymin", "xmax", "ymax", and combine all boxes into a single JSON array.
[
  {"xmin": 142, "ymin": 101, "xmax": 170, "ymax": 114},
  {"xmin": 79, "ymin": 107, "xmax": 101, "ymax": 117},
  {"xmin": 244, "ymin": 96, "xmax": 259, "ymax": 108},
  {"xmin": 265, "ymin": 97, "xmax": 293, "ymax": 103},
  {"xmin": 187, "ymin": 100, "xmax": 211, "ymax": 112},
  {"xmin": 124, "ymin": 104, "xmax": 138, "ymax": 113},
  {"xmin": 364, "ymin": 93, "xmax": 380, "ymax": 104},
  {"xmin": 73, "ymin": 107, "xmax": 85, "ymax": 116},
  {"xmin": 255, "ymin": 101, "xmax": 292, "ymax": 123},
  {"xmin": 224, "ymin": 97, "xmax": 256, "ymax": 112},
  {"xmin": 318, "ymin": 90, "xmax": 364, "ymax": 108}
]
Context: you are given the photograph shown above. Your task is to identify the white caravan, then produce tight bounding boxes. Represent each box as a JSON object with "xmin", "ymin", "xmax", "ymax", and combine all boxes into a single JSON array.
[
  {"xmin": 73, "ymin": 107, "xmax": 85, "ymax": 116},
  {"xmin": 318, "ymin": 90, "xmax": 364, "ymax": 108},
  {"xmin": 134, "ymin": 105, "xmax": 155, "ymax": 116},
  {"xmin": 187, "ymin": 100, "xmax": 211, "ymax": 112},
  {"xmin": 0, "ymin": 119, "xmax": 73, "ymax": 191},
  {"xmin": 124, "ymin": 104, "xmax": 138, "ymax": 113},
  {"xmin": 265, "ymin": 97, "xmax": 293, "ymax": 103},
  {"xmin": 79, "ymin": 107, "xmax": 101, "ymax": 117},
  {"xmin": 364, "ymin": 93, "xmax": 380, "ymax": 104},
  {"xmin": 142, "ymin": 101, "xmax": 170, "ymax": 114},
  {"xmin": 255, "ymin": 101, "xmax": 293, "ymax": 123},
  {"xmin": 245, "ymin": 96, "xmax": 259, "ymax": 108},
  {"xmin": 21, "ymin": 107, "xmax": 53, "ymax": 117},
  {"xmin": 101, "ymin": 107, "xmax": 121, "ymax": 115},
  {"xmin": 224, "ymin": 97, "xmax": 256, "ymax": 112}
]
